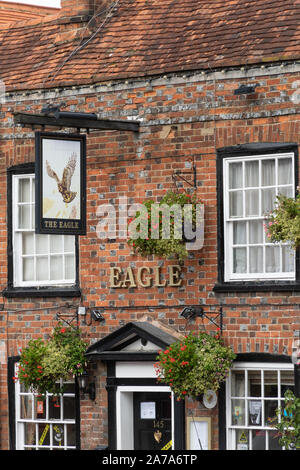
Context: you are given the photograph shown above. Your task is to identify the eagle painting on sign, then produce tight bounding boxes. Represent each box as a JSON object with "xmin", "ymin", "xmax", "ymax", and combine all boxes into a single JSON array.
[{"xmin": 35, "ymin": 132, "xmax": 86, "ymax": 235}]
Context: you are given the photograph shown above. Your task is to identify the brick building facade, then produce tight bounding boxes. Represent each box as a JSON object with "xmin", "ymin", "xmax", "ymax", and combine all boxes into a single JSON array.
[{"xmin": 0, "ymin": 0, "xmax": 300, "ymax": 451}]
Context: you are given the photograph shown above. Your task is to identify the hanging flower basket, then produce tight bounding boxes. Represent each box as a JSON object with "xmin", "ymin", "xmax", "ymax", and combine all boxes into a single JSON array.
[
  {"xmin": 266, "ymin": 193, "xmax": 300, "ymax": 249},
  {"xmin": 127, "ymin": 190, "xmax": 203, "ymax": 260},
  {"xmin": 14, "ymin": 323, "xmax": 88, "ymax": 398},
  {"xmin": 154, "ymin": 331, "xmax": 236, "ymax": 400}
]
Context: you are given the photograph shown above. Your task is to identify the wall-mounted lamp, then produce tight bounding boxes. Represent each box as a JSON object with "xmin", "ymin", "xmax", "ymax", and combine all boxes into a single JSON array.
[
  {"xmin": 292, "ymin": 339, "xmax": 300, "ymax": 398},
  {"xmin": 234, "ymin": 84, "xmax": 257, "ymax": 95},
  {"xmin": 78, "ymin": 371, "xmax": 96, "ymax": 401},
  {"xmin": 91, "ymin": 310, "xmax": 105, "ymax": 322},
  {"xmin": 180, "ymin": 305, "xmax": 223, "ymax": 333},
  {"xmin": 180, "ymin": 306, "xmax": 203, "ymax": 320}
]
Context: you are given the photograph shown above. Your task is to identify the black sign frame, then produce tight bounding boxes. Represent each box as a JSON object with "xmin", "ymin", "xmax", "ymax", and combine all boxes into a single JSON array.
[{"xmin": 35, "ymin": 131, "xmax": 86, "ymax": 235}]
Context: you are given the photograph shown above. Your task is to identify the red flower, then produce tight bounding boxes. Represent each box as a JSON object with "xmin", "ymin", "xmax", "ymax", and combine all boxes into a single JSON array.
[{"xmin": 60, "ymin": 328, "xmax": 66, "ymax": 333}]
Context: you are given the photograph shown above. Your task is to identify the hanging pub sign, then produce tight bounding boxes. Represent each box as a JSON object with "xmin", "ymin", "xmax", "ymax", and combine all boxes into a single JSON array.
[{"xmin": 35, "ymin": 132, "xmax": 86, "ymax": 235}]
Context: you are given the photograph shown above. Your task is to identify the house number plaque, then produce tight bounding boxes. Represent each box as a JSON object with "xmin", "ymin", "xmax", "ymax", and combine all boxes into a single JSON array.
[{"xmin": 109, "ymin": 265, "xmax": 183, "ymax": 288}]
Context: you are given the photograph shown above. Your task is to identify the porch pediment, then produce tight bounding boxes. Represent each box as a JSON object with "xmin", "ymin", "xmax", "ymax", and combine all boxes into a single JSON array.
[{"xmin": 85, "ymin": 321, "xmax": 180, "ymax": 361}]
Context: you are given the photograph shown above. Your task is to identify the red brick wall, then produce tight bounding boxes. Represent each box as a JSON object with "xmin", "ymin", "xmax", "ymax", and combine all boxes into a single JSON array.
[{"xmin": 0, "ymin": 67, "xmax": 300, "ymax": 449}]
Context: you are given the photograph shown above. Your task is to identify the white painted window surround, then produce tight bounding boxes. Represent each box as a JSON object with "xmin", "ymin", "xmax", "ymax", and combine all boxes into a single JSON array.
[
  {"xmin": 12, "ymin": 174, "xmax": 76, "ymax": 287},
  {"xmin": 223, "ymin": 153, "xmax": 296, "ymax": 282},
  {"xmin": 226, "ymin": 362, "xmax": 294, "ymax": 450},
  {"xmin": 15, "ymin": 364, "xmax": 76, "ymax": 450}
]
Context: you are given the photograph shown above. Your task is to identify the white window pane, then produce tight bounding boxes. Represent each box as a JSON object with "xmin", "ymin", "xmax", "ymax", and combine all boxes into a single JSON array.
[
  {"xmin": 233, "ymin": 222, "xmax": 246, "ymax": 244},
  {"xmin": 23, "ymin": 257, "xmax": 34, "ymax": 281},
  {"xmin": 21, "ymin": 394, "xmax": 33, "ymax": 419},
  {"xmin": 231, "ymin": 370, "xmax": 245, "ymax": 397},
  {"xmin": 252, "ymin": 430, "xmax": 265, "ymax": 449},
  {"xmin": 235, "ymin": 429, "xmax": 248, "ymax": 449},
  {"xmin": 249, "ymin": 220, "xmax": 263, "ymax": 244},
  {"xmin": 245, "ymin": 189, "xmax": 259, "ymax": 216},
  {"xmin": 64, "ymin": 236, "xmax": 75, "ymax": 252},
  {"xmin": 66, "ymin": 424, "xmax": 76, "ymax": 447},
  {"xmin": 248, "ymin": 370, "xmax": 262, "ymax": 396},
  {"xmin": 50, "ymin": 235, "xmax": 63, "ymax": 253},
  {"xmin": 18, "ymin": 178, "xmax": 31, "ymax": 203},
  {"xmin": 233, "ymin": 247, "xmax": 246, "ymax": 273},
  {"xmin": 50, "ymin": 255, "xmax": 63, "ymax": 280},
  {"xmin": 65, "ymin": 254, "xmax": 75, "ymax": 279},
  {"xmin": 22, "ymin": 233, "xmax": 34, "ymax": 255},
  {"xmin": 18, "ymin": 205, "xmax": 31, "ymax": 229},
  {"xmin": 249, "ymin": 246, "xmax": 263, "ymax": 273},
  {"xmin": 230, "ymin": 191, "xmax": 243, "ymax": 217},
  {"xmin": 245, "ymin": 161, "xmax": 259, "ymax": 187},
  {"xmin": 31, "ymin": 206, "xmax": 35, "ymax": 230},
  {"xmin": 278, "ymin": 186, "xmax": 293, "ymax": 198},
  {"xmin": 264, "ymin": 370, "xmax": 278, "ymax": 397},
  {"xmin": 266, "ymin": 246, "xmax": 280, "ymax": 272},
  {"xmin": 262, "ymin": 188, "xmax": 276, "ymax": 214},
  {"xmin": 36, "ymin": 234, "xmax": 48, "ymax": 254},
  {"xmin": 229, "ymin": 162, "xmax": 243, "ymax": 189},
  {"xmin": 24, "ymin": 423, "xmax": 36, "ymax": 447},
  {"xmin": 282, "ymin": 245, "xmax": 295, "ymax": 272},
  {"xmin": 36, "ymin": 257, "xmax": 49, "ymax": 281},
  {"xmin": 278, "ymin": 158, "xmax": 292, "ymax": 185},
  {"xmin": 262, "ymin": 159, "xmax": 275, "ymax": 186},
  {"xmin": 232, "ymin": 400, "xmax": 246, "ymax": 426}
]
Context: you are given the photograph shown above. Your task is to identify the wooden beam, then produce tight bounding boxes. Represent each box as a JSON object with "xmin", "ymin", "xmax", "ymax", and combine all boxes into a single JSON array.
[{"xmin": 13, "ymin": 112, "xmax": 140, "ymax": 132}]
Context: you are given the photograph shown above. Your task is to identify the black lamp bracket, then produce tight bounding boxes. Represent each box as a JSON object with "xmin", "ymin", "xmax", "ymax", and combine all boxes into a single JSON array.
[
  {"xmin": 172, "ymin": 161, "xmax": 197, "ymax": 189},
  {"xmin": 55, "ymin": 310, "xmax": 79, "ymax": 330},
  {"xmin": 180, "ymin": 305, "xmax": 223, "ymax": 333}
]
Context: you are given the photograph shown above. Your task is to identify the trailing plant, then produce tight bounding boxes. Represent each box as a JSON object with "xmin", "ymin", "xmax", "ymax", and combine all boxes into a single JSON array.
[
  {"xmin": 14, "ymin": 323, "xmax": 87, "ymax": 398},
  {"xmin": 272, "ymin": 390, "xmax": 300, "ymax": 450},
  {"xmin": 266, "ymin": 193, "xmax": 300, "ymax": 249},
  {"xmin": 127, "ymin": 190, "xmax": 203, "ymax": 260},
  {"xmin": 154, "ymin": 331, "xmax": 236, "ymax": 400}
]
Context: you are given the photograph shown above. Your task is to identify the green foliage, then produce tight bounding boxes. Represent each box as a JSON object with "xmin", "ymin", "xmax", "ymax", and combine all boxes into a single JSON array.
[
  {"xmin": 127, "ymin": 190, "xmax": 202, "ymax": 260},
  {"xmin": 266, "ymin": 193, "xmax": 300, "ymax": 249},
  {"xmin": 154, "ymin": 331, "xmax": 236, "ymax": 400},
  {"xmin": 272, "ymin": 390, "xmax": 300, "ymax": 450},
  {"xmin": 15, "ymin": 323, "xmax": 87, "ymax": 397}
]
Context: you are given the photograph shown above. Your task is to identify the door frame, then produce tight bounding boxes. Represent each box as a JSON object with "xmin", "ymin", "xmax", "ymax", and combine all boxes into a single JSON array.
[{"xmin": 116, "ymin": 386, "xmax": 173, "ymax": 450}]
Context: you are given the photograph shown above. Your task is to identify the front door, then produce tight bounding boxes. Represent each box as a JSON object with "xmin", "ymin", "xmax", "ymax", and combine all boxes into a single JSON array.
[{"xmin": 133, "ymin": 392, "xmax": 172, "ymax": 450}]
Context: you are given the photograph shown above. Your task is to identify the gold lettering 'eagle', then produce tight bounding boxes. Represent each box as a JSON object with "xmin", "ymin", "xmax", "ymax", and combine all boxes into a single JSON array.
[{"xmin": 46, "ymin": 153, "xmax": 77, "ymax": 204}]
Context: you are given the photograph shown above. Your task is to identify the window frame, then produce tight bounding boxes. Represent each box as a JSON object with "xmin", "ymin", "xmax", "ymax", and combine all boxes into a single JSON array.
[
  {"xmin": 3, "ymin": 163, "xmax": 81, "ymax": 298},
  {"xmin": 214, "ymin": 143, "xmax": 300, "ymax": 293},
  {"xmin": 8, "ymin": 356, "xmax": 81, "ymax": 450},
  {"xmin": 225, "ymin": 360, "xmax": 294, "ymax": 450}
]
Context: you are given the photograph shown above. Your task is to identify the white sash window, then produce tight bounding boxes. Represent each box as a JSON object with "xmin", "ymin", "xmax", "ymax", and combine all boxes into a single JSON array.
[
  {"xmin": 13, "ymin": 174, "xmax": 76, "ymax": 287},
  {"xmin": 15, "ymin": 364, "xmax": 77, "ymax": 450},
  {"xmin": 223, "ymin": 153, "xmax": 295, "ymax": 281},
  {"xmin": 226, "ymin": 362, "xmax": 294, "ymax": 450}
]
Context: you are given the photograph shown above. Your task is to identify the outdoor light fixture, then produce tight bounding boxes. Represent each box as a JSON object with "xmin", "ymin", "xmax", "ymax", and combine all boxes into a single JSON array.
[
  {"xmin": 180, "ymin": 306, "xmax": 204, "ymax": 320},
  {"xmin": 91, "ymin": 310, "xmax": 105, "ymax": 322},
  {"xmin": 78, "ymin": 371, "xmax": 96, "ymax": 401},
  {"xmin": 291, "ymin": 339, "xmax": 300, "ymax": 398},
  {"xmin": 180, "ymin": 305, "xmax": 223, "ymax": 333},
  {"xmin": 234, "ymin": 84, "xmax": 257, "ymax": 95}
]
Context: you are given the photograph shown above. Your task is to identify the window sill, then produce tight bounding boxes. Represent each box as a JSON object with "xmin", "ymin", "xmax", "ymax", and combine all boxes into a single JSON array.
[
  {"xmin": 2, "ymin": 286, "xmax": 81, "ymax": 298},
  {"xmin": 213, "ymin": 281, "xmax": 300, "ymax": 293}
]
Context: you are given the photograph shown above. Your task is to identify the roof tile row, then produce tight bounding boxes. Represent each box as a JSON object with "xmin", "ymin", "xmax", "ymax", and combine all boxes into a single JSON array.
[{"xmin": 0, "ymin": 0, "xmax": 300, "ymax": 91}]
